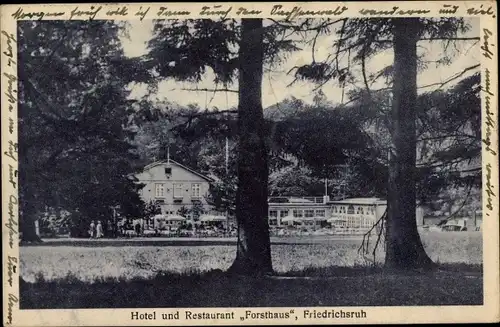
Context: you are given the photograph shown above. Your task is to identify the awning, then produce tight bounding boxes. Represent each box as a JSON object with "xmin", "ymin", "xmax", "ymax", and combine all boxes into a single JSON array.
[
  {"xmin": 153, "ymin": 214, "xmax": 185, "ymax": 221},
  {"xmin": 200, "ymin": 215, "xmax": 227, "ymax": 222},
  {"xmin": 327, "ymin": 218, "xmax": 346, "ymax": 223},
  {"xmin": 165, "ymin": 214, "xmax": 186, "ymax": 221}
]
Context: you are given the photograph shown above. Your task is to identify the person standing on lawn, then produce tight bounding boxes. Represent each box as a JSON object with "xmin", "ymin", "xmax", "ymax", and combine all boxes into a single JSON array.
[
  {"xmin": 96, "ymin": 221, "xmax": 104, "ymax": 238},
  {"xmin": 89, "ymin": 221, "xmax": 96, "ymax": 238}
]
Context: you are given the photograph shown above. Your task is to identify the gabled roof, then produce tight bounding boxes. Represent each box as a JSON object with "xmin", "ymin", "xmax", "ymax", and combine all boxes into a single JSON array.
[{"xmin": 142, "ymin": 159, "xmax": 214, "ymax": 182}]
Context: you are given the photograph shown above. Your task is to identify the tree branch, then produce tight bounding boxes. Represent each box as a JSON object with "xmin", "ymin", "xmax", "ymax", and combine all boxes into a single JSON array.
[
  {"xmin": 418, "ymin": 64, "xmax": 480, "ymax": 90},
  {"xmin": 360, "ymin": 48, "xmax": 372, "ymax": 99},
  {"xmin": 177, "ymin": 87, "xmax": 238, "ymax": 93},
  {"xmin": 179, "ymin": 110, "xmax": 237, "ymax": 119},
  {"xmin": 417, "ymin": 133, "xmax": 479, "ymax": 142},
  {"xmin": 268, "ymin": 18, "xmax": 345, "ymax": 33},
  {"xmin": 419, "ymin": 37, "xmax": 480, "ymax": 41},
  {"xmin": 311, "ymin": 28, "xmax": 320, "ymax": 63}
]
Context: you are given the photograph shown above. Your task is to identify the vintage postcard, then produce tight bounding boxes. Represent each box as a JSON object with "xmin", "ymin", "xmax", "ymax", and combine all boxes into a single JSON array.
[{"xmin": 2, "ymin": 1, "xmax": 499, "ymax": 326}]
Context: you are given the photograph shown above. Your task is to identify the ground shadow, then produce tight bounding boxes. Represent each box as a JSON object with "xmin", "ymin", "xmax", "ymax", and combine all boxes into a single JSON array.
[{"xmin": 20, "ymin": 264, "xmax": 483, "ymax": 309}]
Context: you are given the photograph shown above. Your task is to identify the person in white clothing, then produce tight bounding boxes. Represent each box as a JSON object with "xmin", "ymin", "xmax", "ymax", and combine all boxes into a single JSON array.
[{"xmin": 96, "ymin": 221, "xmax": 104, "ymax": 238}]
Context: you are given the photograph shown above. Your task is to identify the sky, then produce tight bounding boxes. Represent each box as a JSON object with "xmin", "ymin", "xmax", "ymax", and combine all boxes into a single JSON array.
[{"xmin": 121, "ymin": 18, "xmax": 480, "ymax": 109}]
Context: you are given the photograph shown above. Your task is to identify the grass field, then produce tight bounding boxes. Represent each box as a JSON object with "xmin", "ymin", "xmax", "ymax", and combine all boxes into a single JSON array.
[{"xmin": 20, "ymin": 231, "xmax": 483, "ymax": 308}]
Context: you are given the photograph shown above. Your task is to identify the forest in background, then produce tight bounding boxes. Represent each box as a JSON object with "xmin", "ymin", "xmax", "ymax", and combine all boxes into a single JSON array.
[{"xmin": 17, "ymin": 18, "xmax": 481, "ymax": 273}]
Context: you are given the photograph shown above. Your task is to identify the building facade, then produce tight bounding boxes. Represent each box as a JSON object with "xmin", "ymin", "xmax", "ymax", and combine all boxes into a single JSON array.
[
  {"xmin": 268, "ymin": 196, "xmax": 392, "ymax": 234},
  {"xmin": 134, "ymin": 160, "xmax": 429, "ymax": 234},
  {"xmin": 135, "ymin": 160, "xmax": 213, "ymax": 217},
  {"xmin": 326, "ymin": 197, "xmax": 389, "ymax": 233},
  {"xmin": 267, "ymin": 196, "xmax": 329, "ymax": 228}
]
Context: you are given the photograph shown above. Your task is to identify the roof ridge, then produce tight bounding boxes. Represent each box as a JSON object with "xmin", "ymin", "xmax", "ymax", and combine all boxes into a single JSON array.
[{"xmin": 142, "ymin": 159, "xmax": 213, "ymax": 182}]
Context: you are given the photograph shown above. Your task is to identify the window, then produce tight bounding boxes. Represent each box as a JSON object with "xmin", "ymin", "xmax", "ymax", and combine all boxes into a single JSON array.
[
  {"xmin": 155, "ymin": 184, "xmax": 165, "ymax": 197},
  {"xmin": 165, "ymin": 167, "xmax": 172, "ymax": 175},
  {"xmin": 269, "ymin": 219, "xmax": 277, "ymax": 226},
  {"xmin": 191, "ymin": 183, "xmax": 201, "ymax": 198},
  {"xmin": 293, "ymin": 209, "xmax": 303, "ymax": 218},
  {"xmin": 280, "ymin": 210, "xmax": 289, "ymax": 217},
  {"xmin": 173, "ymin": 183, "xmax": 183, "ymax": 198},
  {"xmin": 305, "ymin": 210, "xmax": 314, "ymax": 218},
  {"xmin": 269, "ymin": 210, "xmax": 278, "ymax": 218},
  {"xmin": 315, "ymin": 209, "xmax": 325, "ymax": 217},
  {"xmin": 347, "ymin": 205, "xmax": 355, "ymax": 214}
]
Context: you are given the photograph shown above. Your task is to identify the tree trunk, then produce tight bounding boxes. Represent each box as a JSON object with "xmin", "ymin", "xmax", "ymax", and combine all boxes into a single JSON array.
[
  {"xmin": 385, "ymin": 19, "xmax": 435, "ymax": 270},
  {"xmin": 20, "ymin": 192, "xmax": 42, "ymax": 243},
  {"xmin": 20, "ymin": 216, "xmax": 41, "ymax": 242},
  {"xmin": 228, "ymin": 19, "xmax": 273, "ymax": 276}
]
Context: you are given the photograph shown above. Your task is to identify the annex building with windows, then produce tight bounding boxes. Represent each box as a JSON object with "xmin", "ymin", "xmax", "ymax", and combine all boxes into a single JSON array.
[{"xmin": 268, "ymin": 196, "xmax": 391, "ymax": 234}]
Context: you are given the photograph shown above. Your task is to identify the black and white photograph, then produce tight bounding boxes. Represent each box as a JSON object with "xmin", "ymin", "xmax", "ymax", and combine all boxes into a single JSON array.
[{"xmin": 2, "ymin": 2, "xmax": 499, "ymax": 325}]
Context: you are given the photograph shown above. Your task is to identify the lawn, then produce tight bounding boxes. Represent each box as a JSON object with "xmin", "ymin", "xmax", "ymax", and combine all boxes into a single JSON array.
[{"xmin": 19, "ymin": 231, "xmax": 483, "ymax": 308}]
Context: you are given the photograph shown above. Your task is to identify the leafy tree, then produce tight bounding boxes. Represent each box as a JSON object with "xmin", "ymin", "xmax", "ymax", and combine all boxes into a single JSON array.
[
  {"xmin": 265, "ymin": 98, "xmax": 388, "ymax": 198},
  {"xmin": 177, "ymin": 206, "xmax": 190, "ymax": 218},
  {"xmin": 188, "ymin": 202, "xmax": 205, "ymax": 220},
  {"xmin": 199, "ymin": 138, "xmax": 238, "ymax": 217},
  {"xmin": 269, "ymin": 165, "xmax": 324, "ymax": 196},
  {"xmin": 17, "ymin": 20, "xmax": 146, "ymax": 240},
  {"xmin": 206, "ymin": 177, "xmax": 237, "ymax": 217},
  {"xmin": 144, "ymin": 200, "xmax": 162, "ymax": 218}
]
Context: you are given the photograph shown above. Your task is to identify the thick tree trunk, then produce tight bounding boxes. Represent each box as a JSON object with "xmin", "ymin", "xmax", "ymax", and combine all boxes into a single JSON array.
[
  {"xmin": 20, "ymin": 193, "xmax": 42, "ymax": 243},
  {"xmin": 228, "ymin": 19, "xmax": 273, "ymax": 276},
  {"xmin": 385, "ymin": 19, "xmax": 435, "ymax": 270},
  {"xmin": 18, "ymin": 138, "xmax": 42, "ymax": 243},
  {"xmin": 20, "ymin": 216, "xmax": 41, "ymax": 242}
]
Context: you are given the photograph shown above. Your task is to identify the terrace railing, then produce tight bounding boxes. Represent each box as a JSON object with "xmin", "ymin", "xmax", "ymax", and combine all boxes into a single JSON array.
[{"xmin": 268, "ymin": 196, "xmax": 325, "ymax": 204}]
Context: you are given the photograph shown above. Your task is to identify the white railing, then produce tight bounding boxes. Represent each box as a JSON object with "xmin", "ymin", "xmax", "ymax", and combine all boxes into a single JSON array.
[{"xmin": 268, "ymin": 196, "xmax": 324, "ymax": 204}]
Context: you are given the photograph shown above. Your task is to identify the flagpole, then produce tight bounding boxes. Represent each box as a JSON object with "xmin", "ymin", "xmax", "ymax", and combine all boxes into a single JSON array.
[
  {"xmin": 225, "ymin": 137, "xmax": 229, "ymax": 174},
  {"xmin": 224, "ymin": 91, "xmax": 230, "ymax": 234},
  {"xmin": 167, "ymin": 137, "xmax": 170, "ymax": 164}
]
